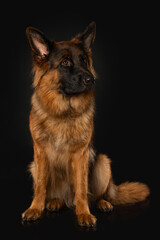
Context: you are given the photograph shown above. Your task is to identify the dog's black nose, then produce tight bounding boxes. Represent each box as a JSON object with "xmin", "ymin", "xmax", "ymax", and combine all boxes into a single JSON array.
[{"xmin": 83, "ymin": 74, "xmax": 94, "ymax": 86}]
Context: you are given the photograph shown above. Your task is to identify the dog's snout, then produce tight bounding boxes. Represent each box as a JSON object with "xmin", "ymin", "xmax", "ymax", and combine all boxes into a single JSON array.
[
  {"xmin": 83, "ymin": 74, "xmax": 94, "ymax": 86},
  {"xmin": 67, "ymin": 71, "xmax": 95, "ymax": 95}
]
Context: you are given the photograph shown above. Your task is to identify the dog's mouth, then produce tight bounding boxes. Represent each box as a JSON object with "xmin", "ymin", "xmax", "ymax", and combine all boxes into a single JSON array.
[{"xmin": 59, "ymin": 79, "xmax": 95, "ymax": 96}]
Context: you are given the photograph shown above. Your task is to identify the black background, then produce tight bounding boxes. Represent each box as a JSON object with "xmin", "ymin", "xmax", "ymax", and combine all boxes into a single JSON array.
[{"xmin": 0, "ymin": 2, "xmax": 158, "ymax": 239}]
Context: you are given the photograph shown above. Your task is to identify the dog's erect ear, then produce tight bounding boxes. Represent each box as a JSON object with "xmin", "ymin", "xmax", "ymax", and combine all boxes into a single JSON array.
[
  {"xmin": 76, "ymin": 22, "xmax": 96, "ymax": 50},
  {"xmin": 26, "ymin": 27, "xmax": 51, "ymax": 62}
]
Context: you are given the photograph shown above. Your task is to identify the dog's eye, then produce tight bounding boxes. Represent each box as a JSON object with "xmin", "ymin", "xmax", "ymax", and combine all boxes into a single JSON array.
[{"xmin": 61, "ymin": 58, "xmax": 72, "ymax": 67}]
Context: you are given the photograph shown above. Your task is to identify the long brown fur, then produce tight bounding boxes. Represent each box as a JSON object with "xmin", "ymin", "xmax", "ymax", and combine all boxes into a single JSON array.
[{"xmin": 22, "ymin": 23, "xmax": 150, "ymax": 227}]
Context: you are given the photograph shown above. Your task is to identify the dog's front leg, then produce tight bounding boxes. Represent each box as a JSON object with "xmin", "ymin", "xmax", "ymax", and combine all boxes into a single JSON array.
[
  {"xmin": 22, "ymin": 143, "xmax": 49, "ymax": 221},
  {"xmin": 71, "ymin": 148, "xmax": 97, "ymax": 227}
]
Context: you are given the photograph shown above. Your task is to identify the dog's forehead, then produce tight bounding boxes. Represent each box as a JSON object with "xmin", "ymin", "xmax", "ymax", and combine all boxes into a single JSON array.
[{"xmin": 55, "ymin": 41, "xmax": 84, "ymax": 57}]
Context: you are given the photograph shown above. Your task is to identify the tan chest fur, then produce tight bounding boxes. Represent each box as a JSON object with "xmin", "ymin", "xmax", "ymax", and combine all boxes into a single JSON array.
[
  {"xmin": 30, "ymin": 92, "xmax": 94, "ymax": 170},
  {"xmin": 45, "ymin": 117, "xmax": 92, "ymax": 169}
]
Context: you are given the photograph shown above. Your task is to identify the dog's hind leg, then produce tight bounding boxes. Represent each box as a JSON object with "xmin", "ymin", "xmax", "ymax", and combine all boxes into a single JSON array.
[
  {"xmin": 28, "ymin": 161, "xmax": 37, "ymax": 191},
  {"xmin": 90, "ymin": 154, "xmax": 113, "ymax": 211}
]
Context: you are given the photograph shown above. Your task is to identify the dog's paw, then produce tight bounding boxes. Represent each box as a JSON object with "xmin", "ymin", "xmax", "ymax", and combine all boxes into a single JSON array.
[
  {"xmin": 97, "ymin": 199, "xmax": 113, "ymax": 212},
  {"xmin": 77, "ymin": 213, "xmax": 97, "ymax": 227},
  {"xmin": 22, "ymin": 208, "xmax": 42, "ymax": 221}
]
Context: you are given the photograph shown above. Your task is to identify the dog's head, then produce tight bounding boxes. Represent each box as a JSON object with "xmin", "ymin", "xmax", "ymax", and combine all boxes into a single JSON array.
[{"xmin": 26, "ymin": 22, "xmax": 96, "ymax": 97}]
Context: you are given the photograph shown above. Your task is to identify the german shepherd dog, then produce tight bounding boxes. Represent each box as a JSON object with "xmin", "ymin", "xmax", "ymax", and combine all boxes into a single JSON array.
[{"xmin": 22, "ymin": 22, "xmax": 150, "ymax": 227}]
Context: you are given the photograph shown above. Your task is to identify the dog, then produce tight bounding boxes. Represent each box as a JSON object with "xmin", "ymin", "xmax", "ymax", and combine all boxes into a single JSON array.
[{"xmin": 22, "ymin": 22, "xmax": 150, "ymax": 227}]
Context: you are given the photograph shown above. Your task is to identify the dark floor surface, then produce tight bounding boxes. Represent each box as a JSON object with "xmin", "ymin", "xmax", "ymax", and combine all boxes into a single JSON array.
[{"xmin": 1, "ymin": 174, "xmax": 156, "ymax": 239}]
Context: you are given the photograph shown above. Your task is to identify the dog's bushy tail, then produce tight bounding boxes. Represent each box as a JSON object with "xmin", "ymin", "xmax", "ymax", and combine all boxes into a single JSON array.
[{"xmin": 106, "ymin": 180, "xmax": 150, "ymax": 205}]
